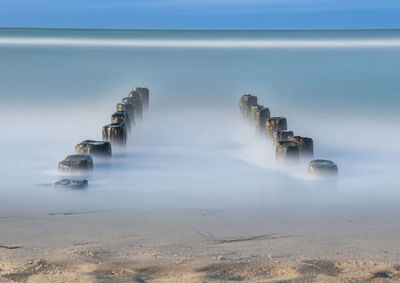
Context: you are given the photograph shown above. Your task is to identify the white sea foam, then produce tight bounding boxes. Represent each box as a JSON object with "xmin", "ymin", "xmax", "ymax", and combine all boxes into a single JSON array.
[{"xmin": 1, "ymin": 37, "xmax": 400, "ymax": 48}]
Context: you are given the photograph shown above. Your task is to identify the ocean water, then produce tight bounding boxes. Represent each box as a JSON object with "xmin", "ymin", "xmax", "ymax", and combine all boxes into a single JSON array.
[{"xmin": 0, "ymin": 28, "xmax": 399, "ymax": 216}]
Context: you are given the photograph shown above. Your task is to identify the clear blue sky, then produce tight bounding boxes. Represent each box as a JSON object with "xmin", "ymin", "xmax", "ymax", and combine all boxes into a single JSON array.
[{"xmin": 1, "ymin": 0, "xmax": 400, "ymax": 30}]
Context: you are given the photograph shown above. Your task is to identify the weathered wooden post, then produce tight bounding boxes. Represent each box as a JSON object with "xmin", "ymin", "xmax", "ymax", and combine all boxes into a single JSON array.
[
  {"xmin": 291, "ymin": 136, "xmax": 314, "ymax": 157},
  {"xmin": 75, "ymin": 140, "xmax": 112, "ymax": 158},
  {"xmin": 102, "ymin": 123, "xmax": 127, "ymax": 145},
  {"xmin": 54, "ymin": 179, "xmax": 88, "ymax": 189},
  {"xmin": 276, "ymin": 141, "xmax": 299, "ymax": 161},
  {"xmin": 111, "ymin": 111, "xmax": 132, "ymax": 131},
  {"xmin": 131, "ymin": 87, "xmax": 149, "ymax": 110},
  {"xmin": 58, "ymin": 154, "xmax": 94, "ymax": 172},
  {"xmin": 308, "ymin": 159, "xmax": 338, "ymax": 176},
  {"xmin": 250, "ymin": 105, "xmax": 261, "ymax": 123},
  {"xmin": 266, "ymin": 117, "xmax": 287, "ymax": 138},
  {"xmin": 273, "ymin": 130, "xmax": 294, "ymax": 146},
  {"xmin": 239, "ymin": 94, "xmax": 258, "ymax": 118},
  {"xmin": 122, "ymin": 97, "xmax": 143, "ymax": 120},
  {"xmin": 129, "ymin": 90, "xmax": 141, "ymax": 100},
  {"xmin": 116, "ymin": 102, "xmax": 135, "ymax": 123},
  {"xmin": 255, "ymin": 106, "xmax": 270, "ymax": 132},
  {"xmin": 128, "ymin": 91, "xmax": 145, "ymax": 115}
]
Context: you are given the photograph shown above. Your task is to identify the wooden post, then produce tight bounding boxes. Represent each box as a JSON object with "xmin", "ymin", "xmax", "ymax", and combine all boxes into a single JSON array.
[
  {"xmin": 102, "ymin": 123, "xmax": 127, "ymax": 145},
  {"xmin": 266, "ymin": 117, "xmax": 287, "ymax": 138},
  {"xmin": 291, "ymin": 136, "xmax": 314, "ymax": 157},
  {"xmin": 273, "ymin": 130, "xmax": 294, "ymax": 146},
  {"xmin": 131, "ymin": 87, "xmax": 149, "ymax": 110},
  {"xmin": 255, "ymin": 106, "xmax": 270, "ymax": 133},
  {"xmin": 250, "ymin": 105, "xmax": 261, "ymax": 123},
  {"xmin": 75, "ymin": 140, "xmax": 112, "ymax": 158},
  {"xmin": 276, "ymin": 141, "xmax": 299, "ymax": 160},
  {"xmin": 309, "ymin": 159, "xmax": 338, "ymax": 176},
  {"xmin": 58, "ymin": 154, "xmax": 94, "ymax": 172},
  {"xmin": 239, "ymin": 94, "xmax": 258, "ymax": 118},
  {"xmin": 116, "ymin": 103, "xmax": 135, "ymax": 123},
  {"xmin": 122, "ymin": 97, "xmax": 143, "ymax": 120},
  {"xmin": 111, "ymin": 111, "xmax": 132, "ymax": 131}
]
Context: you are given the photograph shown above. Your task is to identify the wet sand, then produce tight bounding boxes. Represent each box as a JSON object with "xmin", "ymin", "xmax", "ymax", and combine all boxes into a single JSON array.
[{"xmin": 1, "ymin": 204, "xmax": 400, "ymax": 282}]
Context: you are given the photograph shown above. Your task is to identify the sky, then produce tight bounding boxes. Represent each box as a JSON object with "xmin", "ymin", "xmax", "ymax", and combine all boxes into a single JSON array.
[{"xmin": 0, "ymin": 0, "xmax": 400, "ymax": 30}]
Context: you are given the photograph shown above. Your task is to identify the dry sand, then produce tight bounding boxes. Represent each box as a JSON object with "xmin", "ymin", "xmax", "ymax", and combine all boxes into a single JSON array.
[{"xmin": 1, "ymin": 205, "xmax": 400, "ymax": 282}]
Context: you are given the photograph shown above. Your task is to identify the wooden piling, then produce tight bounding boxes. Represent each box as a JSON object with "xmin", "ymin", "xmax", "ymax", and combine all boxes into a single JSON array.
[
  {"xmin": 75, "ymin": 140, "xmax": 112, "ymax": 158},
  {"xmin": 102, "ymin": 123, "xmax": 127, "ymax": 145},
  {"xmin": 266, "ymin": 117, "xmax": 287, "ymax": 137},
  {"xmin": 273, "ymin": 130, "xmax": 294, "ymax": 146},
  {"xmin": 239, "ymin": 94, "xmax": 258, "ymax": 118},
  {"xmin": 131, "ymin": 87, "xmax": 149, "ymax": 110},
  {"xmin": 122, "ymin": 97, "xmax": 143, "ymax": 120},
  {"xmin": 250, "ymin": 105, "xmax": 261, "ymax": 122},
  {"xmin": 276, "ymin": 141, "xmax": 299, "ymax": 160},
  {"xmin": 255, "ymin": 106, "xmax": 270, "ymax": 132},
  {"xmin": 309, "ymin": 159, "xmax": 338, "ymax": 176},
  {"xmin": 111, "ymin": 111, "xmax": 132, "ymax": 131},
  {"xmin": 291, "ymin": 136, "xmax": 314, "ymax": 157},
  {"xmin": 116, "ymin": 103, "xmax": 135, "ymax": 123},
  {"xmin": 58, "ymin": 154, "xmax": 94, "ymax": 172}
]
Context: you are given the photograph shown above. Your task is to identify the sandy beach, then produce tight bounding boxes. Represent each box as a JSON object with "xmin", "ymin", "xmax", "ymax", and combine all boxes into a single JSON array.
[{"xmin": 1, "ymin": 204, "xmax": 400, "ymax": 282}]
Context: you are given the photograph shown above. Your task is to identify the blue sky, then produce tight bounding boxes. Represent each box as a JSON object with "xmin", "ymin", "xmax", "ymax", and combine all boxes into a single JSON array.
[{"xmin": 1, "ymin": 0, "xmax": 400, "ymax": 29}]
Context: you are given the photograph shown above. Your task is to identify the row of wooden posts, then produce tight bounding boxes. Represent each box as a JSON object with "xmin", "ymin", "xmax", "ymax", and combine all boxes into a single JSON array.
[
  {"xmin": 239, "ymin": 94, "xmax": 338, "ymax": 176},
  {"xmin": 55, "ymin": 87, "xmax": 150, "ymax": 188}
]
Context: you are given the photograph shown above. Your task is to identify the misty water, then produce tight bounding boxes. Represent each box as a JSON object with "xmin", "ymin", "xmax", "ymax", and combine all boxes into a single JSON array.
[{"xmin": 0, "ymin": 28, "xmax": 399, "ymax": 217}]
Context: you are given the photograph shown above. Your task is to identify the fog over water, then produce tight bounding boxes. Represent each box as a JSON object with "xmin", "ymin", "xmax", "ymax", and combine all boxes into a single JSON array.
[{"xmin": 0, "ymin": 28, "xmax": 399, "ymax": 217}]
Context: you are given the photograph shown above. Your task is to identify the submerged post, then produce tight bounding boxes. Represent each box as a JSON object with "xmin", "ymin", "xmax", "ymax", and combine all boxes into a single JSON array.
[
  {"xmin": 291, "ymin": 136, "xmax": 314, "ymax": 157},
  {"xmin": 266, "ymin": 117, "xmax": 287, "ymax": 138},
  {"xmin": 122, "ymin": 96, "xmax": 143, "ymax": 120},
  {"xmin": 131, "ymin": 87, "xmax": 149, "ymax": 110},
  {"xmin": 58, "ymin": 154, "xmax": 94, "ymax": 172},
  {"xmin": 276, "ymin": 141, "xmax": 299, "ymax": 161},
  {"xmin": 308, "ymin": 159, "xmax": 338, "ymax": 176},
  {"xmin": 239, "ymin": 94, "xmax": 258, "ymax": 118},
  {"xmin": 75, "ymin": 140, "xmax": 112, "ymax": 158},
  {"xmin": 54, "ymin": 179, "xmax": 88, "ymax": 189},
  {"xmin": 102, "ymin": 123, "xmax": 127, "ymax": 145},
  {"xmin": 273, "ymin": 130, "xmax": 294, "ymax": 146}
]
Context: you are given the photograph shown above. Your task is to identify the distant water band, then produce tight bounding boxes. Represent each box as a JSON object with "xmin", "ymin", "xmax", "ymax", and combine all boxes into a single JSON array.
[{"xmin": 1, "ymin": 37, "xmax": 400, "ymax": 48}]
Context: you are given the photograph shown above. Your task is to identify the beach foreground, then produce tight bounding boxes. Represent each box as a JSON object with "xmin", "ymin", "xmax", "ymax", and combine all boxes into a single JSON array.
[{"xmin": 1, "ymin": 205, "xmax": 400, "ymax": 282}]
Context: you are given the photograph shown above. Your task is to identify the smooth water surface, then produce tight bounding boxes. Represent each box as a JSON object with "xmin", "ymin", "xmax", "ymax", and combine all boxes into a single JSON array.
[{"xmin": 0, "ymin": 28, "xmax": 399, "ymax": 216}]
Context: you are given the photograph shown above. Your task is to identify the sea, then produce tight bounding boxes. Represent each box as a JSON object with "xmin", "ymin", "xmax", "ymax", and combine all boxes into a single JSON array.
[{"xmin": 0, "ymin": 28, "xmax": 399, "ymax": 216}]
